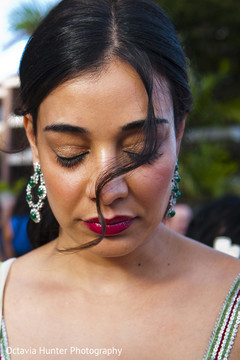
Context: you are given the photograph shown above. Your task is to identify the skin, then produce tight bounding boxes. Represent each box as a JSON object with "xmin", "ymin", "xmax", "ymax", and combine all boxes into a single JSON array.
[
  {"xmin": 3, "ymin": 59, "xmax": 240, "ymax": 359},
  {"xmin": 164, "ymin": 204, "xmax": 193, "ymax": 235}
]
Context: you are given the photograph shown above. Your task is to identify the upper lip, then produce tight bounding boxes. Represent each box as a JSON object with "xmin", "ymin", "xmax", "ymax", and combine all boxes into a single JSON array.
[{"xmin": 83, "ymin": 216, "xmax": 134, "ymax": 225}]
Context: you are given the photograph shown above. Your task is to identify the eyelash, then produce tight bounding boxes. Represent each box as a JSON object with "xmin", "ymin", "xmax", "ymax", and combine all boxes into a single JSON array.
[
  {"xmin": 56, "ymin": 152, "xmax": 89, "ymax": 168},
  {"xmin": 56, "ymin": 147, "xmax": 163, "ymax": 169},
  {"xmin": 124, "ymin": 150, "xmax": 163, "ymax": 165},
  {"xmin": 146, "ymin": 151, "xmax": 163, "ymax": 165}
]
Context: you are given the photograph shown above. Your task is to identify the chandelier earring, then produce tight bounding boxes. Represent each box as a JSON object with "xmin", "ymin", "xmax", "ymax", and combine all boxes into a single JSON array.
[
  {"xmin": 26, "ymin": 162, "xmax": 47, "ymax": 223},
  {"xmin": 167, "ymin": 161, "xmax": 181, "ymax": 218}
]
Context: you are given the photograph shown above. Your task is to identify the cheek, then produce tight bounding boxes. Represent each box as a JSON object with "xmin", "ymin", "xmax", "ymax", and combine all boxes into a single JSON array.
[
  {"xmin": 130, "ymin": 160, "xmax": 174, "ymax": 210},
  {"xmin": 40, "ymin": 162, "xmax": 88, "ymax": 221}
]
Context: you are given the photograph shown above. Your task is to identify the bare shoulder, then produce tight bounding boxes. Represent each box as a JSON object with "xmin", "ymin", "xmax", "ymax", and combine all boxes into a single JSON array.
[
  {"xmin": 167, "ymin": 230, "xmax": 240, "ymax": 299},
  {"xmin": 183, "ymin": 235, "xmax": 240, "ymax": 279},
  {"xmin": 4, "ymin": 240, "xmax": 56, "ymax": 292},
  {"xmin": 3, "ymin": 240, "xmax": 60, "ymax": 325},
  {"xmin": 172, "ymin": 234, "xmax": 240, "ymax": 356},
  {"xmin": 187, "ymin": 240, "xmax": 240, "ymax": 358}
]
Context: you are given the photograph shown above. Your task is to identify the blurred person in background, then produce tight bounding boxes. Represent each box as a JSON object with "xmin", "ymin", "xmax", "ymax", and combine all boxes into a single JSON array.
[
  {"xmin": 164, "ymin": 203, "xmax": 193, "ymax": 235},
  {"xmin": 0, "ymin": 192, "xmax": 15, "ymax": 260},
  {"xmin": 186, "ymin": 195, "xmax": 240, "ymax": 259},
  {"xmin": 2, "ymin": 186, "xmax": 32, "ymax": 259},
  {"xmin": 0, "ymin": 202, "xmax": 3, "ymax": 261}
]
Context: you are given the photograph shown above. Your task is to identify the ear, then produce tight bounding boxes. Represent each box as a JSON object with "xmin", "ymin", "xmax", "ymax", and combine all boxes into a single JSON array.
[
  {"xmin": 24, "ymin": 114, "xmax": 39, "ymax": 162},
  {"xmin": 176, "ymin": 113, "xmax": 187, "ymax": 156}
]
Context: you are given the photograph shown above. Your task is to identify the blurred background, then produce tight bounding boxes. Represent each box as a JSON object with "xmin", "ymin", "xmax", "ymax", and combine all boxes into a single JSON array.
[{"xmin": 0, "ymin": 0, "xmax": 240, "ymax": 258}]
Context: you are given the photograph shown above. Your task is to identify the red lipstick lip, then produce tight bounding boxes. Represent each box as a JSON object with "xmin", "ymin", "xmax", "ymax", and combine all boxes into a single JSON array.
[{"xmin": 82, "ymin": 216, "xmax": 135, "ymax": 236}]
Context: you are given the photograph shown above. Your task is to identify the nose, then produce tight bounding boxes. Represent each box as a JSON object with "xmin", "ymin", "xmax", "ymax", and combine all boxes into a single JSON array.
[
  {"xmin": 87, "ymin": 173, "xmax": 129, "ymax": 206},
  {"xmin": 100, "ymin": 175, "xmax": 129, "ymax": 206},
  {"xmin": 86, "ymin": 147, "xmax": 129, "ymax": 206},
  {"xmin": 86, "ymin": 146, "xmax": 129, "ymax": 205}
]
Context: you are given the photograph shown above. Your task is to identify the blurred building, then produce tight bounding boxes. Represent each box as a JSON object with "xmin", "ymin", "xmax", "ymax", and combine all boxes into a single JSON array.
[{"xmin": 0, "ymin": 75, "xmax": 32, "ymax": 185}]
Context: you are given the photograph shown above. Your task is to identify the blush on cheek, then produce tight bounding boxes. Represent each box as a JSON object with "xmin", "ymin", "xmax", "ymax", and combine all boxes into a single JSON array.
[
  {"xmin": 150, "ymin": 173, "xmax": 172, "ymax": 206},
  {"xmin": 133, "ymin": 162, "xmax": 173, "ymax": 205},
  {"xmin": 42, "ymin": 165, "xmax": 89, "ymax": 221}
]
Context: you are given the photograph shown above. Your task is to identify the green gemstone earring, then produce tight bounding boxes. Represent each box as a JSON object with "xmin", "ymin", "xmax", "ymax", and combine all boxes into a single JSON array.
[
  {"xmin": 26, "ymin": 162, "xmax": 47, "ymax": 223},
  {"xmin": 167, "ymin": 161, "xmax": 181, "ymax": 218}
]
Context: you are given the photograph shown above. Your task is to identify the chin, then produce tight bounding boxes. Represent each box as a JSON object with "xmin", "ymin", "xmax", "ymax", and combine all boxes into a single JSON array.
[{"xmin": 85, "ymin": 236, "xmax": 144, "ymax": 258}]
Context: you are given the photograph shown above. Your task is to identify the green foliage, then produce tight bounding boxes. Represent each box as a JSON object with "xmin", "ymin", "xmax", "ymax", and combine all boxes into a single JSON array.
[
  {"xmin": 158, "ymin": 0, "xmax": 240, "ymax": 125},
  {"xmin": 182, "ymin": 67, "xmax": 240, "ymax": 203},
  {"xmin": 0, "ymin": 178, "xmax": 27, "ymax": 195},
  {"xmin": 180, "ymin": 142, "xmax": 239, "ymax": 203},
  {"xmin": 188, "ymin": 63, "xmax": 240, "ymax": 127},
  {"xmin": 8, "ymin": 1, "xmax": 55, "ymax": 36},
  {"xmin": 157, "ymin": 0, "xmax": 240, "ymax": 75}
]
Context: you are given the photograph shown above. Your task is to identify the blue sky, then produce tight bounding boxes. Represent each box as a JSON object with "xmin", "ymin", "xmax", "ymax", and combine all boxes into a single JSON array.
[{"xmin": 0, "ymin": 0, "xmax": 59, "ymax": 81}]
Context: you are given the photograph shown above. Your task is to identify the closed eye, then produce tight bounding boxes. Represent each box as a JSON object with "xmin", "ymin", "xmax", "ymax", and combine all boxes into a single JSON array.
[
  {"xmin": 56, "ymin": 152, "xmax": 89, "ymax": 168},
  {"xmin": 123, "ymin": 150, "xmax": 142, "ymax": 160}
]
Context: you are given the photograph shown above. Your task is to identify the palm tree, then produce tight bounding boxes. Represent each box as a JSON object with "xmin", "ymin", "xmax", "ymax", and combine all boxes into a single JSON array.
[{"xmin": 8, "ymin": 1, "xmax": 56, "ymax": 42}]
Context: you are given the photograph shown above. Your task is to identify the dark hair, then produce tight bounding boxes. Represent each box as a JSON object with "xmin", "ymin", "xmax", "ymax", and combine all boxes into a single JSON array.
[{"xmin": 16, "ymin": 0, "xmax": 193, "ymax": 250}]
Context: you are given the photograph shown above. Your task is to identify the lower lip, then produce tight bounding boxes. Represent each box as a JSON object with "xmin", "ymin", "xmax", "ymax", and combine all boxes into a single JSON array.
[{"xmin": 83, "ymin": 219, "xmax": 134, "ymax": 236}]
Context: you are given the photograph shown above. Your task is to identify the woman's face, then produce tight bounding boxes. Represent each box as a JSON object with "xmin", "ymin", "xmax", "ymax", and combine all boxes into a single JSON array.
[{"xmin": 25, "ymin": 60, "xmax": 184, "ymax": 257}]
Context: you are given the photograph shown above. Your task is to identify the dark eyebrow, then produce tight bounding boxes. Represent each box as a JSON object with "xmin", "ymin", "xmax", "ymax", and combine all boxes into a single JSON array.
[
  {"xmin": 44, "ymin": 118, "xmax": 168, "ymax": 135},
  {"xmin": 121, "ymin": 118, "xmax": 169, "ymax": 132},
  {"xmin": 44, "ymin": 124, "xmax": 89, "ymax": 135}
]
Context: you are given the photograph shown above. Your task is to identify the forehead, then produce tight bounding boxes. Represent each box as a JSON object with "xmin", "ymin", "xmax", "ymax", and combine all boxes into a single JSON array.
[{"xmin": 38, "ymin": 60, "xmax": 174, "ymax": 130}]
